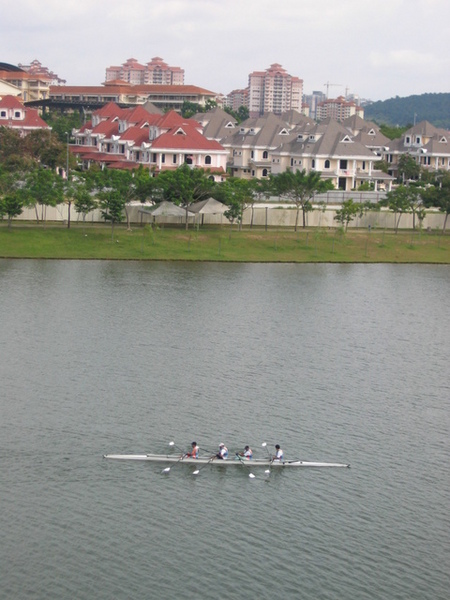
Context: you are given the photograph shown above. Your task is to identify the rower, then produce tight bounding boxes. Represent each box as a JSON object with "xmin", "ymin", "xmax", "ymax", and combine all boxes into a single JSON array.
[
  {"xmin": 273, "ymin": 444, "xmax": 284, "ymax": 461},
  {"xmin": 186, "ymin": 441, "xmax": 199, "ymax": 458},
  {"xmin": 216, "ymin": 443, "xmax": 228, "ymax": 459},
  {"xmin": 238, "ymin": 445, "xmax": 253, "ymax": 459}
]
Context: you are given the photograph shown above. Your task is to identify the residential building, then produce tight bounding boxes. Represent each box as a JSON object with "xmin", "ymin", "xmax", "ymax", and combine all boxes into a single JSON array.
[
  {"xmin": 316, "ymin": 96, "xmax": 364, "ymax": 122},
  {"xmin": 105, "ymin": 57, "xmax": 184, "ymax": 85},
  {"xmin": 221, "ymin": 113, "xmax": 299, "ymax": 179},
  {"xmin": 226, "ymin": 88, "xmax": 248, "ymax": 112},
  {"xmin": 343, "ymin": 115, "xmax": 391, "ymax": 155},
  {"xmin": 271, "ymin": 118, "xmax": 392, "ymax": 191},
  {"xmin": 303, "ymin": 90, "xmax": 327, "ymax": 120},
  {"xmin": 48, "ymin": 83, "xmax": 217, "ymax": 111},
  {"xmin": 71, "ymin": 102, "xmax": 227, "ymax": 179},
  {"xmin": 381, "ymin": 121, "xmax": 450, "ymax": 177},
  {"xmin": 0, "ymin": 94, "xmax": 51, "ymax": 135},
  {"xmin": 0, "ymin": 62, "xmax": 51, "ymax": 101},
  {"xmin": 247, "ymin": 64, "xmax": 303, "ymax": 117},
  {"xmin": 18, "ymin": 60, "xmax": 66, "ymax": 85},
  {"xmin": 193, "ymin": 106, "xmax": 239, "ymax": 142}
]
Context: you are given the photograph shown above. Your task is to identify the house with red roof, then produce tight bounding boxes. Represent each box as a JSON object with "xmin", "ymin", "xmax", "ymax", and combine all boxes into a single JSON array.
[
  {"xmin": 0, "ymin": 95, "xmax": 51, "ymax": 135},
  {"xmin": 71, "ymin": 102, "xmax": 228, "ymax": 179}
]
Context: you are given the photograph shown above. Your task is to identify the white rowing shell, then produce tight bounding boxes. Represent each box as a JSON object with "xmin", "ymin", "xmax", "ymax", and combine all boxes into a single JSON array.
[{"xmin": 103, "ymin": 454, "xmax": 350, "ymax": 468}]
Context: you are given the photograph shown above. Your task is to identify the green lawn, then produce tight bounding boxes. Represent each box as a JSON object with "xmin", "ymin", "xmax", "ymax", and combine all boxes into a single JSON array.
[{"xmin": 0, "ymin": 222, "xmax": 449, "ymax": 263}]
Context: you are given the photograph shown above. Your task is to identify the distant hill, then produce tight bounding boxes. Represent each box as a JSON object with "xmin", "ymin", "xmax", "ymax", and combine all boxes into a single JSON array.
[{"xmin": 364, "ymin": 93, "xmax": 450, "ymax": 129}]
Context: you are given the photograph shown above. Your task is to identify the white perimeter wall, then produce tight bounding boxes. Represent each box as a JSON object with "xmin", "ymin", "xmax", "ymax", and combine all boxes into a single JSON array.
[{"xmin": 13, "ymin": 204, "xmax": 447, "ymax": 231}]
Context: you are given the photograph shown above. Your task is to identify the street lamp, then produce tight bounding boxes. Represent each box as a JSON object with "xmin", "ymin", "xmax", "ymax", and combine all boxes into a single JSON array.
[{"xmin": 65, "ymin": 131, "xmax": 71, "ymax": 229}]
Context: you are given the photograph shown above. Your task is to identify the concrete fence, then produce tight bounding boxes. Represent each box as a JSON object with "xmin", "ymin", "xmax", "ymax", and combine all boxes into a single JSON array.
[{"xmin": 12, "ymin": 202, "xmax": 447, "ymax": 231}]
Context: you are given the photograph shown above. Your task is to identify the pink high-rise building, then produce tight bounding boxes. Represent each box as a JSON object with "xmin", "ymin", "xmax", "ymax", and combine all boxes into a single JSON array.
[
  {"xmin": 316, "ymin": 96, "xmax": 364, "ymax": 122},
  {"xmin": 105, "ymin": 57, "xmax": 184, "ymax": 85},
  {"xmin": 247, "ymin": 64, "xmax": 303, "ymax": 117}
]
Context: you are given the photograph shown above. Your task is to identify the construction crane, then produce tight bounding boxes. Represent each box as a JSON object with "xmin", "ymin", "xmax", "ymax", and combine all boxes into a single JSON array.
[{"xmin": 324, "ymin": 82, "xmax": 343, "ymax": 98}]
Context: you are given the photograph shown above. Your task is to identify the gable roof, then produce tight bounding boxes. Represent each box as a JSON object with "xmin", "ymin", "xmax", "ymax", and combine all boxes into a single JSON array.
[{"xmin": 150, "ymin": 120, "xmax": 224, "ymax": 151}]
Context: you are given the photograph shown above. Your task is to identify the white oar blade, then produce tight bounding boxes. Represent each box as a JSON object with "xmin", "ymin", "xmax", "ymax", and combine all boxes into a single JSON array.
[
  {"xmin": 262, "ymin": 442, "xmax": 267, "ymax": 448},
  {"xmin": 162, "ymin": 467, "xmax": 171, "ymax": 474},
  {"xmin": 192, "ymin": 469, "xmax": 200, "ymax": 475},
  {"xmin": 249, "ymin": 473, "xmax": 255, "ymax": 479},
  {"xmin": 169, "ymin": 441, "xmax": 175, "ymax": 447},
  {"xmin": 265, "ymin": 469, "xmax": 270, "ymax": 475}
]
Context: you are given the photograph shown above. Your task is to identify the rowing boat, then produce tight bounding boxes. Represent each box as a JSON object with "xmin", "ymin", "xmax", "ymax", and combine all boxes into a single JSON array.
[{"xmin": 103, "ymin": 453, "xmax": 350, "ymax": 468}]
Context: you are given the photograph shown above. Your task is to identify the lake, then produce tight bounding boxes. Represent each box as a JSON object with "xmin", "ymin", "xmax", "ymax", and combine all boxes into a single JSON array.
[{"xmin": 1, "ymin": 260, "xmax": 449, "ymax": 599}]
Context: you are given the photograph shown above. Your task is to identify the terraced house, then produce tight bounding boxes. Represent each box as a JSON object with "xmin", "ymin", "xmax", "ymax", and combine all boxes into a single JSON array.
[
  {"xmin": 381, "ymin": 121, "xmax": 450, "ymax": 178},
  {"xmin": 71, "ymin": 102, "xmax": 227, "ymax": 180},
  {"xmin": 195, "ymin": 108, "xmax": 393, "ymax": 190},
  {"xmin": 271, "ymin": 118, "xmax": 393, "ymax": 191}
]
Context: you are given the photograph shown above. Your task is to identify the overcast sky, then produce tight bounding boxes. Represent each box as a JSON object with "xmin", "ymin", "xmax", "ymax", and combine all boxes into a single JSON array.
[{"xmin": 2, "ymin": 0, "xmax": 449, "ymax": 101}]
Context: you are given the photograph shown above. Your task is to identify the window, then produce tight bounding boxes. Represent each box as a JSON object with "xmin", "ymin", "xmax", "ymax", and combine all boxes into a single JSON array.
[
  {"xmin": 0, "ymin": 111, "xmax": 6, "ymax": 117},
  {"xmin": 362, "ymin": 161, "xmax": 366, "ymax": 170},
  {"xmin": 405, "ymin": 136, "xmax": 411, "ymax": 144},
  {"xmin": 324, "ymin": 159, "xmax": 330, "ymax": 169},
  {"xmin": 205, "ymin": 155, "xmax": 211, "ymax": 165},
  {"xmin": 262, "ymin": 169, "xmax": 268, "ymax": 177},
  {"xmin": 290, "ymin": 158, "xmax": 294, "ymax": 167},
  {"xmin": 152, "ymin": 153, "xmax": 157, "ymax": 163},
  {"xmin": 312, "ymin": 159, "xmax": 316, "ymax": 169},
  {"xmin": 339, "ymin": 159, "xmax": 348, "ymax": 169},
  {"xmin": 263, "ymin": 150, "xmax": 268, "ymax": 159},
  {"xmin": 14, "ymin": 111, "xmax": 21, "ymax": 118},
  {"xmin": 172, "ymin": 154, "xmax": 177, "ymax": 164},
  {"xmin": 251, "ymin": 151, "xmax": 254, "ymax": 159},
  {"xmin": 161, "ymin": 154, "xmax": 165, "ymax": 164}
]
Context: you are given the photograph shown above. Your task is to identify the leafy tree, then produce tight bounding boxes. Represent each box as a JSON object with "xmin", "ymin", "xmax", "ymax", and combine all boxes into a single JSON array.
[
  {"xmin": 223, "ymin": 105, "xmax": 249, "ymax": 124},
  {"xmin": 422, "ymin": 172, "xmax": 450, "ymax": 232},
  {"xmin": 23, "ymin": 130, "xmax": 66, "ymax": 170},
  {"xmin": 180, "ymin": 101, "xmax": 201, "ymax": 119},
  {"xmin": 270, "ymin": 169, "xmax": 333, "ymax": 230},
  {"xmin": 249, "ymin": 178, "xmax": 271, "ymax": 227},
  {"xmin": 397, "ymin": 154, "xmax": 421, "ymax": 183},
  {"xmin": 374, "ymin": 159, "xmax": 390, "ymax": 174},
  {"xmin": 334, "ymin": 199, "xmax": 363, "ymax": 230},
  {"xmin": 73, "ymin": 186, "xmax": 98, "ymax": 225},
  {"xmin": 378, "ymin": 124, "xmax": 411, "ymax": 140},
  {"xmin": 221, "ymin": 178, "xmax": 254, "ymax": 230},
  {"xmin": 98, "ymin": 187, "xmax": 126, "ymax": 240},
  {"xmin": 405, "ymin": 185, "xmax": 426, "ymax": 229},
  {"xmin": 380, "ymin": 185, "xmax": 414, "ymax": 233},
  {"xmin": 158, "ymin": 164, "xmax": 215, "ymax": 229},
  {"xmin": 41, "ymin": 111, "xmax": 83, "ymax": 143},
  {"xmin": 0, "ymin": 127, "xmax": 28, "ymax": 170},
  {"xmin": 23, "ymin": 167, "xmax": 65, "ymax": 223},
  {"xmin": 1, "ymin": 192, "xmax": 24, "ymax": 227}
]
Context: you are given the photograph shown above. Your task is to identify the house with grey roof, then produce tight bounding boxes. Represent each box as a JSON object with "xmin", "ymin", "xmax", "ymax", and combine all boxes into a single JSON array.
[
  {"xmin": 381, "ymin": 121, "xmax": 450, "ymax": 178},
  {"xmin": 221, "ymin": 112, "xmax": 298, "ymax": 179},
  {"xmin": 271, "ymin": 119, "xmax": 393, "ymax": 191}
]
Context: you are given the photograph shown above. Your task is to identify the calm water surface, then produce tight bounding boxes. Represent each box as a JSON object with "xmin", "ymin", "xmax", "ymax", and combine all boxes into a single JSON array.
[{"xmin": 0, "ymin": 260, "xmax": 449, "ymax": 599}]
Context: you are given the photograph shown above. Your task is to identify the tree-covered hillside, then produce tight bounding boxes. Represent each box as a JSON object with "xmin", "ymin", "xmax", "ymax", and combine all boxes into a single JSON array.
[{"xmin": 364, "ymin": 93, "xmax": 450, "ymax": 129}]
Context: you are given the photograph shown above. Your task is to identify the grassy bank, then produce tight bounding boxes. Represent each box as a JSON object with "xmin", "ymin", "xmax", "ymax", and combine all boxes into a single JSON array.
[{"xmin": 0, "ymin": 223, "xmax": 449, "ymax": 263}]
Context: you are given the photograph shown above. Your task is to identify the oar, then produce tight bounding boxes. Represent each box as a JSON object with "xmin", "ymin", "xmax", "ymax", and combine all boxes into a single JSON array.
[
  {"xmin": 192, "ymin": 455, "xmax": 216, "ymax": 476},
  {"xmin": 162, "ymin": 442, "xmax": 186, "ymax": 474},
  {"xmin": 236, "ymin": 453, "xmax": 255, "ymax": 479},
  {"xmin": 261, "ymin": 442, "xmax": 273, "ymax": 476},
  {"xmin": 168, "ymin": 441, "xmax": 185, "ymax": 454}
]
